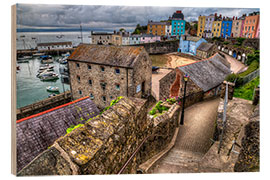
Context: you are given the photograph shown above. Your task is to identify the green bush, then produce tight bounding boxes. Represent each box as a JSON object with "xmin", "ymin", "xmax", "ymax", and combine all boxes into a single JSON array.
[
  {"xmin": 234, "ymin": 77, "xmax": 260, "ymax": 100},
  {"xmin": 223, "ymin": 41, "xmax": 230, "ymax": 45},
  {"xmin": 149, "ymin": 101, "xmax": 169, "ymax": 116},
  {"xmin": 225, "ymin": 73, "xmax": 238, "ymax": 83},
  {"xmin": 239, "ymin": 60, "xmax": 259, "ymax": 78},
  {"xmin": 246, "ymin": 50, "xmax": 260, "ymax": 66},
  {"xmin": 166, "ymin": 97, "xmax": 177, "ymax": 104},
  {"xmin": 66, "ymin": 124, "xmax": 83, "ymax": 134}
]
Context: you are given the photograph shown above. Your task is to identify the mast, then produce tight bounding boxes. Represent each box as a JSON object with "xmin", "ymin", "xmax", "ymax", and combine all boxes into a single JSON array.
[{"xmin": 80, "ymin": 24, "xmax": 83, "ymax": 43}]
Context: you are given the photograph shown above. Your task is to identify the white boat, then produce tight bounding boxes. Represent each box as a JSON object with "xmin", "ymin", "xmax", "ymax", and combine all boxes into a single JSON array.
[
  {"xmin": 61, "ymin": 52, "xmax": 70, "ymax": 57},
  {"xmin": 33, "ymin": 52, "xmax": 45, "ymax": 57},
  {"xmin": 40, "ymin": 55, "xmax": 53, "ymax": 64},
  {"xmin": 38, "ymin": 72, "xmax": 59, "ymax": 81},
  {"xmin": 46, "ymin": 86, "xmax": 59, "ymax": 92},
  {"xmin": 17, "ymin": 55, "xmax": 32, "ymax": 60}
]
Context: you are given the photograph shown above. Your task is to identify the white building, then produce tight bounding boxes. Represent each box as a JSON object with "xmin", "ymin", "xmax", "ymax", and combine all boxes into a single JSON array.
[
  {"xmin": 165, "ymin": 23, "xmax": 172, "ymax": 36},
  {"xmin": 37, "ymin": 42, "xmax": 73, "ymax": 51}
]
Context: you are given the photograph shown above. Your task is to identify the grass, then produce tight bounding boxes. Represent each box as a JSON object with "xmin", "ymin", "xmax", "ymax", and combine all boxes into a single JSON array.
[
  {"xmin": 150, "ymin": 55, "xmax": 169, "ymax": 67},
  {"xmin": 234, "ymin": 77, "xmax": 259, "ymax": 100}
]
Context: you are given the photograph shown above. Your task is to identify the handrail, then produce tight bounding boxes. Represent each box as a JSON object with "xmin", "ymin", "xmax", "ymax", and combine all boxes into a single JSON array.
[{"xmin": 218, "ymin": 82, "xmax": 228, "ymax": 154}]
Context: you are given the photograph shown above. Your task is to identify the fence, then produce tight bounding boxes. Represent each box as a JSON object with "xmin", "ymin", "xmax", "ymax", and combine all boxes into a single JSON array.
[
  {"xmin": 218, "ymin": 82, "xmax": 228, "ymax": 154},
  {"xmin": 241, "ymin": 69, "xmax": 260, "ymax": 85}
]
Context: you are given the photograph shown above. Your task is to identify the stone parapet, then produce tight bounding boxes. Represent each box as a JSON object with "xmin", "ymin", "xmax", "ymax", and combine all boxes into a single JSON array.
[{"xmin": 18, "ymin": 97, "xmax": 180, "ymax": 176}]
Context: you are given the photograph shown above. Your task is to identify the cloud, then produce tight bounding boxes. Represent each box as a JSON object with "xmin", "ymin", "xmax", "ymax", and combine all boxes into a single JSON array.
[{"xmin": 16, "ymin": 4, "xmax": 259, "ymax": 31}]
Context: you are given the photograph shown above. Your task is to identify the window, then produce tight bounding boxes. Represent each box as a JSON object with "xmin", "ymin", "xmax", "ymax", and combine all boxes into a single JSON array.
[
  {"xmin": 115, "ymin": 68, "xmax": 120, "ymax": 74},
  {"xmin": 116, "ymin": 84, "xmax": 120, "ymax": 90},
  {"xmin": 252, "ymin": 26, "xmax": 254, "ymax": 30},
  {"xmin": 88, "ymin": 79, "xmax": 92, "ymax": 85},
  {"xmin": 88, "ymin": 65, "xmax": 91, "ymax": 70},
  {"xmin": 102, "ymin": 96, "xmax": 106, "ymax": 102},
  {"xmin": 101, "ymin": 66, "xmax": 105, "ymax": 72},
  {"xmin": 76, "ymin": 63, "xmax": 80, "ymax": 68},
  {"xmin": 107, "ymin": 36, "xmax": 110, "ymax": 39},
  {"xmin": 100, "ymin": 82, "xmax": 106, "ymax": 90},
  {"xmin": 79, "ymin": 90, "xmax": 82, "ymax": 95},
  {"xmin": 90, "ymin": 93, "xmax": 94, "ymax": 100},
  {"xmin": 77, "ymin": 75, "xmax": 80, "ymax": 82}
]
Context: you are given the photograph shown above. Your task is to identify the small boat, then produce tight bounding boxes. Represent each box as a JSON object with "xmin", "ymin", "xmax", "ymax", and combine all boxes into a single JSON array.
[
  {"xmin": 46, "ymin": 86, "xmax": 59, "ymax": 92},
  {"xmin": 17, "ymin": 55, "xmax": 32, "ymax": 60},
  {"xmin": 40, "ymin": 55, "xmax": 53, "ymax": 64},
  {"xmin": 61, "ymin": 52, "xmax": 70, "ymax": 57},
  {"xmin": 17, "ymin": 59, "xmax": 29, "ymax": 63},
  {"xmin": 17, "ymin": 65, "xmax": 20, "ymax": 70},
  {"xmin": 48, "ymin": 93, "xmax": 57, "ymax": 98},
  {"xmin": 40, "ymin": 72, "xmax": 59, "ymax": 81},
  {"xmin": 33, "ymin": 52, "xmax": 45, "ymax": 57}
]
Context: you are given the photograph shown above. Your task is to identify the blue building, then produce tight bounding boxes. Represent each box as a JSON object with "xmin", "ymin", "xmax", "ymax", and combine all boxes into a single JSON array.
[
  {"xmin": 178, "ymin": 35, "xmax": 207, "ymax": 56},
  {"xmin": 221, "ymin": 19, "xmax": 233, "ymax": 38},
  {"xmin": 170, "ymin": 10, "xmax": 186, "ymax": 38}
]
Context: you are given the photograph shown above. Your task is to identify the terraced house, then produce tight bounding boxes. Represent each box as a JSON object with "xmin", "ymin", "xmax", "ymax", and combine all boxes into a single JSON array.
[
  {"xmin": 170, "ymin": 10, "xmax": 186, "ymax": 38},
  {"xmin": 212, "ymin": 15, "xmax": 222, "ymax": 37},
  {"xmin": 197, "ymin": 15, "xmax": 206, "ymax": 37},
  {"xmin": 231, "ymin": 15, "xmax": 246, "ymax": 38},
  {"xmin": 242, "ymin": 11, "xmax": 260, "ymax": 38},
  {"xmin": 147, "ymin": 21, "xmax": 169, "ymax": 36},
  {"xmin": 67, "ymin": 44, "xmax": 152, "ymax": 109}
]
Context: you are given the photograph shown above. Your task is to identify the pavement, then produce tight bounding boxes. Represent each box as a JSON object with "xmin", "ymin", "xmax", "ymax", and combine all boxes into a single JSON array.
[
  {"xmin": 149, "ymin": 98, "xmax": 220, "ymax": 173},
  {"xmin": 220, "ymin": 52, "xmax": 247, "ymax": 74}
]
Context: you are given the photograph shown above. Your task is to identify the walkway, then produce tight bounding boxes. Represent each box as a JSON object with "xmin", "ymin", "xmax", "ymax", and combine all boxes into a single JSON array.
[
  {"xmin": 220, "ymin": 52, "xmax": 247, "ymax": 74},
  {"xmin": 149, "ymin": 98, "xmax": 220, "ymax": 173}
]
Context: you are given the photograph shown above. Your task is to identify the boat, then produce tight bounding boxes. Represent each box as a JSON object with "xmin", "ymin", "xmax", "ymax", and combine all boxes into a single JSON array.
[
  {"xmin": 46, "ymin": 86, "xmax": 59, "ymax": 92},
  {"xmin": 40, "ymin": 72, "xmax": 59, "ymax": 81},
  {"xmin": 17, "ymin": 55, "xmax": 32, "ymax": 60},
  {"xmin": 61, "ymin": 52, "xmax": 70, "ymax": 57},
  {"xmin": 33, "ymin": 52, "xmax": 45, "ymax": 57},
  {"xmin": 17, "ymin": 59, "xmax": 29, "ymax": 63},
  {"xmin": 38, "ymin": 64, "xmax": 54, "ymax": 71},
  {"xmin": 40, "ymin": 55, "xmax": 53, "ymax": 64},
  {"xmin": 48, "ymin": 93, "xmax": 57, "ymax": 98},
  {"xmin": 17, "ymin": 65, "xmax": 20, "ymax": 70}
]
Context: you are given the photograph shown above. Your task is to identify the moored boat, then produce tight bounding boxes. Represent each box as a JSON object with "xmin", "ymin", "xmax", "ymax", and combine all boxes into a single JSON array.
[
  {"xmin": 40, "ymin": 55, "xmax": 53, "ymax": 64},
  {"xmin": 46, "ymin": 86, "xmax": 59, "ymax": 92},
  {"xmin": 39, "ymin": 72, "xmax": 59, "ymax": 81}
]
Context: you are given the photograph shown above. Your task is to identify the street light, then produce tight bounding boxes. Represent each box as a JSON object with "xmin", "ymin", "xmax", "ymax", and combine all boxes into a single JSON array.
[{"xmin": 180, "ymin": 73, "xmax": 189, "ymax": 125}]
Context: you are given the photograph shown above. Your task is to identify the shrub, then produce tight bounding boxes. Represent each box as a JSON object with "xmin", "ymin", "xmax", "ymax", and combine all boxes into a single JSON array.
[
  {"xmin": 246, "ymin": 50, "xmax": 260, "ymax": 66},
  {"xmin": 66, "ymin": 124, "xmax": 83, "ymax": 134},
  {"xmin": 234, "ymin": 77, "xmax": 260, "ymax": 100},
  {"xmin": 239, "ymin": 60, "xmax": 259, "ymax": 78},
  {"xmin": 225, "ymin": 73, "xmax": 238, "ymax": 83},
  {"xmin": 223, "ymin": 41, "xmax": 230, "ymax": 45},
  {"xmin": 149, "ymin": 100, "xmax": 169, "ymax": 116},
  {"xmin": 166, "ymin": 97, "xmax": 177, "ymax": 104}
]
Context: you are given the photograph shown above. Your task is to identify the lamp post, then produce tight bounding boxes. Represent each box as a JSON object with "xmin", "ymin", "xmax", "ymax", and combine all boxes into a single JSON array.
[{"xmin": 180, "ymin": 74, "xmax": 189, "ymax": 125}]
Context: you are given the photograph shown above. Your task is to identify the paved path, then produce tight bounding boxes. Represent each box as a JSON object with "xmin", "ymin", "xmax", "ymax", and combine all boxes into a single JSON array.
[
  {"xmin": 149, "ymin": 98, "xmax": 220, "ymax": 173},
  {"xmin": 220, "ymin": 52, "xmax": 247, "ymax": 74}
]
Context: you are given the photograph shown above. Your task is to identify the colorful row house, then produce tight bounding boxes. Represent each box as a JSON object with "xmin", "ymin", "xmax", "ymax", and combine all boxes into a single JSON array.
[
  {"xmin": 170, "ymin": 11, "xmax": 186, "ymax": 38},
  {"xmin": 197, "ymin": 11, "xmax": 260, "ymax": 39},
  {"xmin": 221, "ymin": 18, "xmax": 233, "ymax": 38},
  {"xmin": 242, "ymin": 12, "xmax": 260, "ymax": 38}
]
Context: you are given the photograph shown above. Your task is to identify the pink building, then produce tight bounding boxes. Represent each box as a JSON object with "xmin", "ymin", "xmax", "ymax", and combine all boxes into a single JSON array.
[
  {"xmin": 140, "ymin": 34, "xmax": 161, "ymax": 43},
  {"xmin": 255, "ymin": 20, "xmax": 260, "ymax": 38}
]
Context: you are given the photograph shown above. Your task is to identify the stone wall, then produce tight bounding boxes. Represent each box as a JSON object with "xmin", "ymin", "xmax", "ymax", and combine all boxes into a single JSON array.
[
  {"xmin": 159, "ymin": 70, "xmax": 176, "ymax": 101},
  {"xmin": 17, "ymin": 91, "xmax": 72, "ymax": 120},
  {"xmin": 130, "ymin": 40, "xmax": 179, "ymax": 55},
  {"xmin": 18, "ymin": 96, "xmax": 180, "ymax": 176},
  {"xmin": 220, "ymin": 81, "xmax": 235, "ymax": 100}
]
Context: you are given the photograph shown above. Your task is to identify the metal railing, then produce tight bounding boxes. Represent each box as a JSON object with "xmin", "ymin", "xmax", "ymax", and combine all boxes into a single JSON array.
[{"xmin": 218, "ymin": 82, "xmax": 228, "ymax": 154}]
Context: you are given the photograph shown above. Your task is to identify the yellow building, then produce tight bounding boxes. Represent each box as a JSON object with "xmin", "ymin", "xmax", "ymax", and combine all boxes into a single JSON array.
[
  {"xmin": 212, "ymin": 21, "xmax": 222, "ymax": 37},
  {"xmin": 197, "ymin": 16, "xmax": 205, "ymax": 37}
]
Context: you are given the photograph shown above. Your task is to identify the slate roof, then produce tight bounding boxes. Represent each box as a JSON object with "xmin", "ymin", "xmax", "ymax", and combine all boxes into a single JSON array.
[
  {"xmin": 181, "ymin": 35, "xmax": 202, "ymax": 42},
  {"xmin": 172, "ymin": 12, "xmax": 184, "ymax": 20},
  {"xmin": 148, "ymin": 21, "xmax": 170, "ymax": 25},
  {"xmin": 197, "ymin": 42, "xmax": 214, "ymax": 52},
  {"xmin": 178, "ymin": 53, "xmax": 231, "ymax": 92},
  {"xmin": 16, "ymin": 97, "xmax": 100, "ymax": 172},
  {"xmin": 37, "ymin": 41, "xmax": 72, "ymax": 46},
  {"xmin": 68, "ymin": 44, "xmax": 145, "ymax": 68}
]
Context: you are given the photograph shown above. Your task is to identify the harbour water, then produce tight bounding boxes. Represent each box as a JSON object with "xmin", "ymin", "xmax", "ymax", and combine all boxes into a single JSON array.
[
  {"xmin": 16, "ymin": 56, "xmax": 70, "ymax": 108},
  {"xmin": 16, "ymin": 31, "xmax": 93, "ymax": 108}
]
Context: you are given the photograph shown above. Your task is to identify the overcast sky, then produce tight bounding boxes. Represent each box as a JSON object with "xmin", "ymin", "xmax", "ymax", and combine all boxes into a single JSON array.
[{"xmin": 16, "ymin": 4, "xmax": 259, "ymax": 31}]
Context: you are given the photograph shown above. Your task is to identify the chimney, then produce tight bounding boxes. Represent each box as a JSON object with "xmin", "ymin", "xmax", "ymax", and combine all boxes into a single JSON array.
[
  {"xmin": 233, "ymin": 16, "xmax": 235, "ymax": 20},
  {"xmin": 114, "ymin": 30, "xmax": 116, "ymax": 34},
  {"xmin": 215, "ymin": 13, "xmax": 217, "ymax": 17},
  {"xmin": 176, "ymin": 10, "xmax": 182, "ymax": 13}
]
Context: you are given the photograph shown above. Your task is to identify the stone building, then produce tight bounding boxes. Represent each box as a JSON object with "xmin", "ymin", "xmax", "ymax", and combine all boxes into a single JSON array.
[
  {"xmin": 37, "ymin": 42, "xmax": 73, "ymax": 51},
  {"xmin": 91, "ymin": 32, "xmax": 122, "ymax": 45},
  {"xmin": 196, "ymin": 42, "xmax": 216, "ymax": 59},
  {"xmin": 67, "ymin": 44, "xmax": 152, "ymax": 109},
  {"xmin": 159, "ymin": 53, "xmax": 231, "ymax": 106}
]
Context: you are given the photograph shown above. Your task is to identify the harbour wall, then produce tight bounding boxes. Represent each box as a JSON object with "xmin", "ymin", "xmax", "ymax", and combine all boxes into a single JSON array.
[{"xmin": 17, "ymin": 91, "xmax": 72, "ymax": 120}]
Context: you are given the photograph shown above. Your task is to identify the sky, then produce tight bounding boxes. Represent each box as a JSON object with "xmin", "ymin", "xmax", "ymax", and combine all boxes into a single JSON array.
[{"xmin": 16, "ymin": 4, "xmax": 259, "ymax": 32}]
